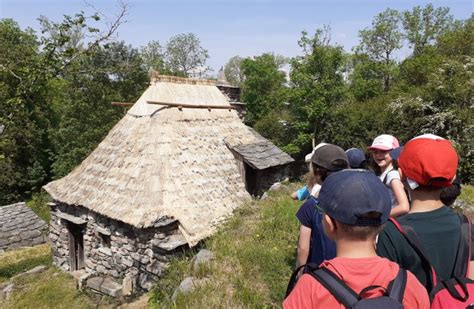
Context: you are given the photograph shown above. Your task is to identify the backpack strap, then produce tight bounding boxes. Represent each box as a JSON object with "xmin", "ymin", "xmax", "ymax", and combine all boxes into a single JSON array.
[
  {"xmin": 310, "ymin": 268, "xmax": 359, "ymax": 308},
  {"xmin": 389, "ymin": 218, "xmax": 438, "ymax": 289},
  {"xmin": 386, "ymin": 268, "xmax": 407, "ymax": 302},
  {"xmin": 453, "ymin": 214, "xmax": 471, "ymax": 277},
  {"xmin": 284, "ymin": 263, "xmax": 319, "ymax": 298},
  {"xmin": 382, "ymin": 168, "xmax": 396, "ymax": 186}
]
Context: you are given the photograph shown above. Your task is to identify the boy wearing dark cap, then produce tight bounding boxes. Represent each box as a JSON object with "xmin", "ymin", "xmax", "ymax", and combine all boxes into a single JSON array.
[
  {"xmin": 376, "ymin": 134, "xmax": 473, "ymax": 290},
  {"xmin": 284, "ymin": 170, "xmax": 429, "ymax": 308},
  {"xmin": 295, "ymin": 144, "xmax": 348, "ymax": 268}
]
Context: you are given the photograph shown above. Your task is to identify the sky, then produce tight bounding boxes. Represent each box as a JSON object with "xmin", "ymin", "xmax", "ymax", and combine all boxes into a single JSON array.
[{"xmin": 1, "ymin": 0, "xmax": 472, "ymax": 76}]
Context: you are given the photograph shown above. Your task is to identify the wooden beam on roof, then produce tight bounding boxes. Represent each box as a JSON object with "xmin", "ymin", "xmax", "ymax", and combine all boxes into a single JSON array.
[
  {"xmin": 147, "ymin": 100, "xmax": 235, "ymax": 111},
  {"xmin": 111, "ymin": 102, "xmax": 134, "ymax": 106}
]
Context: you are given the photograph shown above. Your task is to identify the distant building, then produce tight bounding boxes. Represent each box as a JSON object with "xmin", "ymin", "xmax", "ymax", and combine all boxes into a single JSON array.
[{"xmin": 43, "ymin": 74, "xmax": 293, "ymax": 294}]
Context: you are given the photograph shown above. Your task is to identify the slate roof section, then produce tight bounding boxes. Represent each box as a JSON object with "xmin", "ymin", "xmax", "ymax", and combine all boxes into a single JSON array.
[
  {"xmin": 231, "ymin": 129, "xmax": 294, "ymax": 170},
  {"xmin": 0, "ymin": 202, "xmax": 48, "ymax": 251}
]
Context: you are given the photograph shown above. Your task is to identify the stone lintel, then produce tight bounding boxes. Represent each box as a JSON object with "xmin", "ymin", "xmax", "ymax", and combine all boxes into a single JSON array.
[
  {"xmin": 56, "ymin": 211, "xmax": 86, "ymax": 225},
  {"xmin": 95, "ymin": 226, "xmax": 111, "ymax": 236}
]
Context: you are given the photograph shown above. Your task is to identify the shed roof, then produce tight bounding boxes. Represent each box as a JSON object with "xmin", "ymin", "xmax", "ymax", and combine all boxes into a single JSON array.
[{"xmin": 230, "ymin": 129, "xmax": 294, "ymax": 170}]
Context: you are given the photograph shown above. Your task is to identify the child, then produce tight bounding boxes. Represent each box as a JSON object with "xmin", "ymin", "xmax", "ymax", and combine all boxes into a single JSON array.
[
  {"xmin": 377, "ymin": 134, "xmax": 474, "ymax": 289},
  {"xmin": 295, "ymin": 144, "xmax": 348, "ymax": 268},
  {"xmin": 368, "ymin": 134, "xmax": 409, "ymax": 217},
  {"xmin": 345, "ymin": 147, "xmax": 368, "ymax": 169},
  {"xmin": 291, "ymin": 143, "xmax": 329, "ymax": 201},
  {"xmin": 284, "ymin": 170, "xmax": 429, "ymax": 308}
]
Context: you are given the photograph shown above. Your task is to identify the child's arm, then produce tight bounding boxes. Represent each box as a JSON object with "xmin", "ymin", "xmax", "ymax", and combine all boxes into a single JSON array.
[
  {"xmin": 390, "ymin": 178, "xmax": 410, "ymax": 217},
  {"xmin": 296, "ymin": 225, "xmax": 311, "ymax": 268}
]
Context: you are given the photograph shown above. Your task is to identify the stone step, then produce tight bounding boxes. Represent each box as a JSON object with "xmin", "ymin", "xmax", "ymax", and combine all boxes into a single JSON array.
[
  {"xmin": 71, "ymin": 269, "xmax": 90, "ymax": 289},
  {"xmin": 86, "ymin": 276, "xmax": 122, "ymax": 297}
]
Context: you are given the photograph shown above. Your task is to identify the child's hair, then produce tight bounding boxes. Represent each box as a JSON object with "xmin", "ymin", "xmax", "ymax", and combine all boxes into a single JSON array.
[
  {"xmin": 440, "ymin": 183, "xmax": 461, "ymax": 206},
  {"xmin": 312, "ymin": 160, "xmax": 348, "ymax": 182},
  {"xmin": 307, "ymin": 167, "xmax": 318, "ymax": 190},
  {"xmin": 367, "ymin": 156, "xmax": 382, "ymax": 175},
  {"xmin": 336, "ymin": 211, "xmax": 384, "ymax": 241},
  {"xmin": 358, "ymin": 160, "xmax": 369, "ymax": 170}
]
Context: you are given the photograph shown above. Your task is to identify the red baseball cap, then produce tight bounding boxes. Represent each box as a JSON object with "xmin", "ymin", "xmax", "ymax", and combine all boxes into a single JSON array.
[{"xmin": 398, "ymin": 134, "xmax": 458, "ymax": 188}]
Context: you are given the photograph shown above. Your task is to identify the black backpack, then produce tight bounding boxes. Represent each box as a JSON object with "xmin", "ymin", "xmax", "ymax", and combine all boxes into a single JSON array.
[{"xmin": 285, "ymin": 263, "xmax": 407, "ymax": 308}]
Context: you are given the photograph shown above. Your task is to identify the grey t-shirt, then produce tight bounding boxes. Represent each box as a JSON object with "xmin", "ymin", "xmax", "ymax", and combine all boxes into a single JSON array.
[{"xmin": 379, "ymin": 169, "xmax": 401, "ymax": 208}]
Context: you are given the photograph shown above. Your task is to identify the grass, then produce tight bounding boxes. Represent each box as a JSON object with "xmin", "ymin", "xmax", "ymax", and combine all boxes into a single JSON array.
[
  {"xmin": 26, "ymin": 191, "xmax": 51, "ymax": 223},
  {"xmin": 150, "ymin": 184, "xmax": 300, "ymax": 308},
  {"xmin": 460, "ymin": 184, "xmax": 474, "ymax": 206},
  {"xmin": 1, "ymin": 268, "xmax": 96, "ymax": 309},
  {"xmin": 0, "ymin": 244, "xmax": 52, "ymax": 283},
  {"xmin": 0, "ymin": 245, "xmax": 117, "ymax": 309}
]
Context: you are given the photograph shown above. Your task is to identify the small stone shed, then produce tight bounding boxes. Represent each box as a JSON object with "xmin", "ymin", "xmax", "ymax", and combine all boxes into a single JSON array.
[
  {"xmin": 43, "ymin": 75, "xmax": 293, "ymax": 293},
  {"xmin": 0, "ymin": 202, "xmax": 48, "ymax": 252}
]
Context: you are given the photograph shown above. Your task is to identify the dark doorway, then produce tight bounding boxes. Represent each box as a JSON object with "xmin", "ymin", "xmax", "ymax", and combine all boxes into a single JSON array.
[
  {"xmin": 244, "ymin": 162, "xmax": 257, "ymax": 196},
  {"xmin": 67, "ymin": 222, "xmax": 85, "ymax": 271}
]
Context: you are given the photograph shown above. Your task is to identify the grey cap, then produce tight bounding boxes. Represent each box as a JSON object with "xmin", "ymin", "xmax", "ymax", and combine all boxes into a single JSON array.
[{"xmin": 311, "ymin": 144, "xmax": 349, "ymax": 172}]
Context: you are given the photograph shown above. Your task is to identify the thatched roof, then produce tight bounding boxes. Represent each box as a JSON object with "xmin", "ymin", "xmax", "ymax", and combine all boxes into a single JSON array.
[{"xmin": 44, "ymin": 75, "xmax": 293, "ymax": 246}]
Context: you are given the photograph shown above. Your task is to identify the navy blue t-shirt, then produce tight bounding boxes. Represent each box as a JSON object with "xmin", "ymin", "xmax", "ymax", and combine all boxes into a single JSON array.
[{"xmin": 296, "ymin": 196, "xmax": 336, "ymax": 265}]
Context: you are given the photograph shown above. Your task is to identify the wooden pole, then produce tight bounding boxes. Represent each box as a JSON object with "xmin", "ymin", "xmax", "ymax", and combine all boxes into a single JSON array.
[
  {"xmin": 111, "ymin": 102, "xmax": 134, "ymax": 106},
  {"xmin": 147, "ymin": 100, "xmax": 235, "ymax": 110}
]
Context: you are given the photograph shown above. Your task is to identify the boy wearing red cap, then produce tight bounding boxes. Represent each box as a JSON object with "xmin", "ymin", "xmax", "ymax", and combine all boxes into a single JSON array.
[
  {"xmin": 376, "ymin": 134, "xmax": 473, "ymax": 291},
  {"xmin": 284, "ymin": 170, "xmax": 429, "ymax": 308}
]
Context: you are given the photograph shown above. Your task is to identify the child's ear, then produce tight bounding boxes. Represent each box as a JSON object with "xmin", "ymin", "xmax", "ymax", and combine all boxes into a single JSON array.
[{"xmin": 324, "ymin": 214, "xmax": 336, "ymax": 233}]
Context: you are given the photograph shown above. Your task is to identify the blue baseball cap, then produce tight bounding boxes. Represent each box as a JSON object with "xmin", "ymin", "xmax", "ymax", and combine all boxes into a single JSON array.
[
  {"xmin": 345, "ymin": 148, "xmax": 366, "ymax": 169},
  {"xmin": 318, "ymin": 170, "xmax": 391, "ymax": 226},
  {"xmin": 389, "ymin": 146, "xmax": 404, "ymax": 160}
]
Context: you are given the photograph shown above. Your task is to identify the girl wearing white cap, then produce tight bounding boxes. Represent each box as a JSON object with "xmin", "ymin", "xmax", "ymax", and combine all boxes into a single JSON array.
[{"xmin": 368, "ymin": 134, "xmax": 409, "ymax": 217}]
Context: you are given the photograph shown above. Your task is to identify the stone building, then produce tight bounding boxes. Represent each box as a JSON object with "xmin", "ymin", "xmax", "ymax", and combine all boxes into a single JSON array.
[
  {"xmin": 0, "ymin": 202, "xmax": 48, "ymax": 252},
  {"xmin": 43, "ymin": 75, "xmax": 293, "ymax": 294}
]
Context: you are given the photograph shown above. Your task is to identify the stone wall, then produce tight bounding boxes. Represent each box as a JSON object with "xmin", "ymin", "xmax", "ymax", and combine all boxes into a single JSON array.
[
  {"xmin": 0, "ymin": 202, "xmax": 48, "ymax": 252},
  {"xmin": 256, "ymin": 165, "xmax": 291, "ymax": 196},
  {"xmin": 49, "ymin": 203, "xmax": 188, "ymax": 291}
]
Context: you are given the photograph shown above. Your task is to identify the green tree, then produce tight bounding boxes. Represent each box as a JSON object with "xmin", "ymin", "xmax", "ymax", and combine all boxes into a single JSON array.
[
  {"xmin": 240, "ymin": 53, "xmax": 288, "ymax": 126},
  {"xmin": 0, "ymin": 19, "xmax": 50, "ymax": 203},
  {"xmin": 402, "ymin": 4, "xmax": 454, "ymax": 55},
  {"xmin": 49, "ymin": 42, "xmax": 148, "ymax": 178},
  {"xmin": 348, "ymin": 53, "xmax": 384, "ymax": 101},
  {"xmin": 355, "ymin": 8, "xmax": 403, "ymax": 91},
  {"xmin": 165, "ymin": 33, "xmax": 210, "ymax": 78},
  {"xmin": 288, "ymin": 28, "xmax": 348, "ymax": 156},
  {"xmin": 223, "ymin": 55, "xmax": 244, "ymax": 87},
  {"xmin": 140, "ymin": 40, "xmax": 166, "ymax": 73},
  {"xmin": 0, "ymin": 3, "xmax": 129, "ymax": 203}
]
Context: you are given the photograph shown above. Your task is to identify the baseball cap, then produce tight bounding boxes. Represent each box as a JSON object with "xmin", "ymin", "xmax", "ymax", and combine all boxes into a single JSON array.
[
  {"xmin": 345, "ymin": 148, "xmax": 366, "ymax": 169},
  {"xmin": 368, "ymin": 134, "xmax": 399, "ymax": 151},
  {"xmin": 311, "ymin": 144, "xmax": 349, "ymax": 172},
  {"xmin": 398, "ymin": 134, "xmax": 458, "ymax": 189},
  {"xmin": 318, "ymin": 169, "xmax": 391, "ymax": 226},
  {"xmin": 305, "ymin": 143, "xmax": 329, "ymax": 163},
  {"xmin": 389, "ymin": 146, "xmax": 404, "ymax": 160}
]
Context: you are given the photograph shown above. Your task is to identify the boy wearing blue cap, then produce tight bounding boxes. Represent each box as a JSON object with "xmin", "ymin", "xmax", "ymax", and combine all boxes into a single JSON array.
[{"xmin": 284, "ymin": 170, "xmax": 428, "ymax": 308}]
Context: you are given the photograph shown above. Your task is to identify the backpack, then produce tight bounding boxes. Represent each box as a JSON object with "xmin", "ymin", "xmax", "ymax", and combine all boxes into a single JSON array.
[
  {"xmin": 390, "ymin": 214, "xmax": 474, "ymax": 308},
  {"xmin": 285, "ymin": 263, "xmax": 407, "ymax": 308}
]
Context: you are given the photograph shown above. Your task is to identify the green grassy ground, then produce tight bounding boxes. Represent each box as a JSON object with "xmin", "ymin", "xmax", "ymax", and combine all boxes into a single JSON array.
[
  {"xmin": 461, "ymin": 185, "xmax": 474, "ymax": 206},
  {"xmin": 150, "ymin": 184, "xmax": 300, "ymax": 308},
  {"xmin": 0, "ymin": 244, "xmax": 52, "ymax": 283}
]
